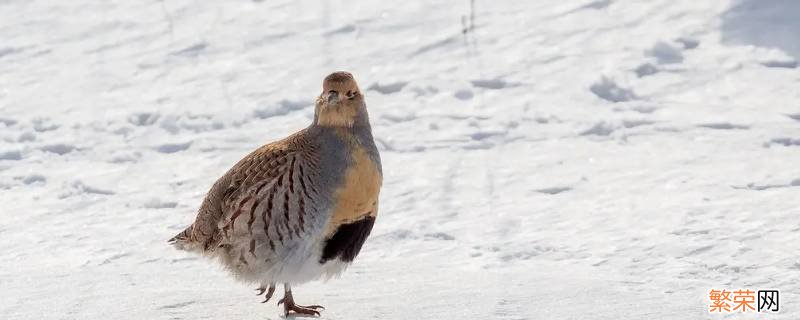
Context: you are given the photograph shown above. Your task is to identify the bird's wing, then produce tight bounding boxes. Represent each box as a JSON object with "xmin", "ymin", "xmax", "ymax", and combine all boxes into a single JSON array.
[
  {"xmin": 218, "ymin": 144, "xmax": 326, "ymax": 249},
  {"xmin": 172, "ymin": 133, "xmax": 319, "ymax": 252}
]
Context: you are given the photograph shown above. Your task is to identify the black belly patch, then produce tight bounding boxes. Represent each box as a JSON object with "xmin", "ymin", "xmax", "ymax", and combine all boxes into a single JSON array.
[{"xmin": 320, "ymin": 216, "xmax": 376, "ymax": 263}]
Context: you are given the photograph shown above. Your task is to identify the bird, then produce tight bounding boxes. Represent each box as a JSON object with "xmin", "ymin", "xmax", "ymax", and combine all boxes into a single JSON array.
[{"xmin": 168, "ymin": 71, "xmax": 382, "ymax": 316}]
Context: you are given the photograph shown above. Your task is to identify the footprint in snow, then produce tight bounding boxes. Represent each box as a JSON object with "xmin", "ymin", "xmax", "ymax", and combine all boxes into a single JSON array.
[
  {"xmin": 760, "ymin": 57, "xmax": 797, "ymax": 69},
  {"xmin": 630, "ymin": 105, "xmax": 659, "ymax": 114},
  {"xmin": 765, "ymin": 137, "xmax": 800, "ymax": 147},
  {"xmin": 684, "ymin": 245, "xmax": 714, "ymax": 257},
  {"xmin": 143, "ymin": 198, "xmax": 178, "ymax": 209},
  {"xmin": 424, "ymin": 232, "xmax": 455, "ymax": 241},
  {"xmin": 675, "ymin": 37, "xmax": 700, "ymax": 50},
  {"xmin": 128, "ymin": 112, "xmax": 160, "ymax": 126},
  {"xmin": 634, "ymin": 63, "xmax": 658, "ymax": 77},
  {"xmin": 454, "ymin": 89, "xmax": 474, "ymax": 100},
  {"xmin": 156, "ymin": 142, "xmax": 192, "ymax": 154},
  {"xmin": 0, "ymin": 150, "xmax": 22, "ymax": 160},
  {"xmin": 470, "ymin": 78, "xmax": 518, "ymax": 90},
  {"xmin": 536, "ymin": 186, "xmax": 571, "ymax": 195},
  {"xmin": 22, "ymin": 175, "xmax": 46, "ymax": 185},
  {"xmin": 253, "ymin": 99, "xmax": 311, "ymax": 119},
  {"xmin": 40, "ymin": 143, "xmax": 76, "ymax": 155},
  {"xmin": 622, "ymin": 120, "xmax": 654, "ymax": 128},
  {"xmin": 697, "ymin": 123, "xmax": 749, "ymax": 130},
  {"xmin": 367, "ymin": 81, "xmax": 407, "ymax": 95},
  {"xmin": 32, "ymin": 118, "xmax": 59, "ymax": 132},
  {"xmin": 158, "ymin": 301, "xmax": 196, "ymax": 310},
  {"xmin": 733, "ymin": 179, "xmax": 800, "ymax": 191},
  {"xmin": 755, "ymin": 48, "xmax": 797, "ymax": 69},
  {"xmin": 580, "ymin": 122, "xmax": 615, "ymax": 136},
  {"xmin": 325, "ymin": 24, "xmax": 356, "ymax": 36},
  {"xmin": 646, "ymin": 41, "xmax": 684, "ymax": 64},
  {"xmin": 60, "ymin": 181, "xmax": 114, "ymax": 198},
  {"xmin": 589, "ymin": 77, "xmax": 637, "ymax": 103},
  {"xmin": 170, "ymin": 42, "xmax": 207, "ymax": 57},
  {"xmin": 18, "ymin": 132, "xmax": 36, "ymax": 142},
  {"xmin": 558, "ymin": 0, "xmax": 612, "ymax": 16},
  {"xmin": 0, "ymin": 117, "xmax": 17, "ymax": 126}
]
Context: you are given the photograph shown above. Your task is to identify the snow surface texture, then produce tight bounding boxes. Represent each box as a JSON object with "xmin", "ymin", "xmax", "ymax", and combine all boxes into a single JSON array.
[{"xmin": 1, "ymin": 0, "xmax": 799, "ymax": 319}]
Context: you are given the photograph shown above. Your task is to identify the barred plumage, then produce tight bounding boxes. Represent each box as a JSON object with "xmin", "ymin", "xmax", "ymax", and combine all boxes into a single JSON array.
[{"xmin": 169, "ymin": 71, "xmax": 382, "ymax": 317}]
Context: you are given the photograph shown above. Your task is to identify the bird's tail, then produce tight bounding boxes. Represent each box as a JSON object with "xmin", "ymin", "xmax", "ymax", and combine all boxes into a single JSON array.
[{"xmin": 168, "ymin": 224, "xmax": 203, "ymax": 252}]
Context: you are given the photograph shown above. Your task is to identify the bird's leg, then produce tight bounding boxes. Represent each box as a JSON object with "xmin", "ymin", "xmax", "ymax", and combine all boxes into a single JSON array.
[
  {"xmin": 256, "ymin": 284, "xmax": 276, "ymax": 303},
  {"xmin": 277, "ymin": 283, "xmax": 324, "ymax": 316}
]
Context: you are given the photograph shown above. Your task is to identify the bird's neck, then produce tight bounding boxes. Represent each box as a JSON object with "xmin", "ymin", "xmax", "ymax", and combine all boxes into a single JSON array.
[
  {"xmin": 310, "ymin": 116, "xmax": 375, "ymax": 148},
  {"xmin": 313, "ymin": 105, "xmax": 371, "ymax": 129}
]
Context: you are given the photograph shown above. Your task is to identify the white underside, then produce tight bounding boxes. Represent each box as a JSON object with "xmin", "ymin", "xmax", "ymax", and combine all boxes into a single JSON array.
[{"xmin": 209, "ymin": 232, "xmax": 350, "ymax": 286}]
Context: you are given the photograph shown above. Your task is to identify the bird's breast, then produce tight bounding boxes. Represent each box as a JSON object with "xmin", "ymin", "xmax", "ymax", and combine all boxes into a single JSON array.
[{"xmin": 323, "ymin": 145, "xmax": 382, "ymax": 237}]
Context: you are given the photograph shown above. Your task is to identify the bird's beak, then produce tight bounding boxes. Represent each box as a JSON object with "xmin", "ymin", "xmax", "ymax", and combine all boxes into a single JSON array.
[{"xmin": 326, "ymin": 91, "xmax": 340, "ymax": 104}]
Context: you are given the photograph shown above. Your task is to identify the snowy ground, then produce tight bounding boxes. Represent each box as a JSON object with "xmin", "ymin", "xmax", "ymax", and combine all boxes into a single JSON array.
[{"xmin": 1, "ymin": 0, "xmax": 799, "ymax": 319}]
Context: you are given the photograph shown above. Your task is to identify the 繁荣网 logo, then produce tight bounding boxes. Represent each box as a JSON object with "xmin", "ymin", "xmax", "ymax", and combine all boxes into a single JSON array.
[{"xmin": 708, "ymin": 289, "xmax": 779, "ymax": 313}]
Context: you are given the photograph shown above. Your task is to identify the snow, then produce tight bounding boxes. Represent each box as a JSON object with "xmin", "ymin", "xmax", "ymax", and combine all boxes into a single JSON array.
[{"xmin": 1, "ymin": 0, "xmax": 799, "ymax": 319}]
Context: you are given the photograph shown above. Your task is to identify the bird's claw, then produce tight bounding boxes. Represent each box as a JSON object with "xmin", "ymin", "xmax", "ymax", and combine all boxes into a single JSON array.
[
  {"xmin": 285, "ymin": 305, "xmax": 322, "ymax": 316},
  {"xmin": 256, "ymin": 285, "xmax": 276, "ymax": 303},
  {"xmin": 278, "ymin": 297, "xmax": 324, "ymax": 316}
]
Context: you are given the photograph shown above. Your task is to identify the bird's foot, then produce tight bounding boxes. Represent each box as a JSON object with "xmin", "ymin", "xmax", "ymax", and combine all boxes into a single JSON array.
[
  {"xmin": 256, "ymin": 284, "xmax": 276, "ymax": 303},
  {"xmin": 277, "ymin": 295, "xmax": 324, "ymax": 316}
]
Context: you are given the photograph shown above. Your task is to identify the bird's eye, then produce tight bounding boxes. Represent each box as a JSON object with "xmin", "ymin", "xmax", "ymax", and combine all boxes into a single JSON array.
[{"xmin": 346, "ymin": 91, "xmax": 357, "ymax": 99}]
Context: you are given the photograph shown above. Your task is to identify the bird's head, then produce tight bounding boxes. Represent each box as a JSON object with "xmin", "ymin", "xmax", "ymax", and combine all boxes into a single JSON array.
[{"xmin": 314, "ymin": 71, "xmax": 366, "ymax": 127}]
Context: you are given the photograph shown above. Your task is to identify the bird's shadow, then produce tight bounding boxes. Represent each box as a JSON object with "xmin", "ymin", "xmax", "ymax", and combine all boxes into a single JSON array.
[
  {"xmin": 255, "ymin": 315, "xmax": 320, "ymax": 320},
  {"xmin": 280, "ymin": 314, "xmax": 321, "ymax": 320}
]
